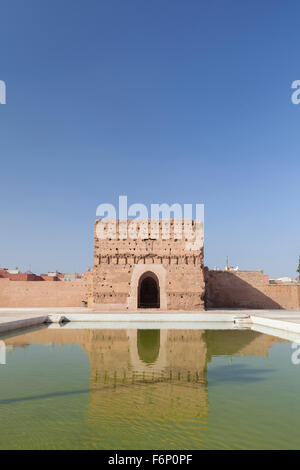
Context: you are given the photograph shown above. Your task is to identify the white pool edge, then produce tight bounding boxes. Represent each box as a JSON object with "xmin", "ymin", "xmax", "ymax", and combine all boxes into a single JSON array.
[{"xmin": 1, "ymin": 309, "xmax": 300, "ymax": 337}]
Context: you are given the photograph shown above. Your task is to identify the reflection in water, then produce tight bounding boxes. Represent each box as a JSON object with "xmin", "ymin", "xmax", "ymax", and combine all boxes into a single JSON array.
[
  {"xmin": 137, "ymin": 330, "xmax": 160, "ymax": 364},
  {"xmin": 4, "ymin": 328, "xmax": 279, "ymax": 391},
  {"xmin": 1, "ymin": 327, "xmax": 290, "ymax": 449}
]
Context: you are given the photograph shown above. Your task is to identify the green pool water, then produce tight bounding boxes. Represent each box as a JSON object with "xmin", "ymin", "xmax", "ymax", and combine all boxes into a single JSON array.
[{"xmin": 0, "ymin": 325, "xmax": 299, "ymax": 450}]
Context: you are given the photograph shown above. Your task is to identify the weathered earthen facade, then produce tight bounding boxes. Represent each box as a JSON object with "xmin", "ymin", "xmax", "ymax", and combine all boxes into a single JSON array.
[
  {"xmin": 205, "ymin": 269, "xmax": 300, "ymax": 310},
  {"xmin": 89, "ymin": 219, "xmax": 205, "ymax": 310},
  {"xmin": 0, "ymin": 218, "xmax": 299, "ymax": 311},
  {"xmin": 0, "ymin": 278, "xmax": 88, "ymax": 308}
]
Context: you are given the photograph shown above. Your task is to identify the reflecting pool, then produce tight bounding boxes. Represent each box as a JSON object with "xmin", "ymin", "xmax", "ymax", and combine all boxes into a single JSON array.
[{"xmin": 0, "ymin": 325, "xmax": 299, "ymax": 449}]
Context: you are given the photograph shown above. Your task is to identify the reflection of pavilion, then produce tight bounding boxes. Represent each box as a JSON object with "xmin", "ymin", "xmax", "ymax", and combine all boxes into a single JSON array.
[
  {"xmin": 5, "ymin": 327, "xmax": 277, "ymax": 375},
  {"xmin": 4, "ymin": 327, "xmax": 279, "ymax": 430}
]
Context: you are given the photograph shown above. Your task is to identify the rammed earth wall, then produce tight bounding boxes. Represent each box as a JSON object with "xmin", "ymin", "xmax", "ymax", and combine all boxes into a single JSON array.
[
  {"xmin": 205, "ymin": 269, "xmax": 300, "ymax": 310},
  {"xmin": 0, "ymin": 278, "xmax": 88, "ymax": 307},
  {"xmin": 90, "ymin": 219, "xmax": 205, "ymax": 311}
]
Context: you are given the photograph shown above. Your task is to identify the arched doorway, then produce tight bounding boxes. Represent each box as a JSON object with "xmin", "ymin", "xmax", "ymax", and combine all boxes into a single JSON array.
[
  {"xmin": 138, "ymin": 272, "xmax": 160, "ymax": 308},
  {"xmin": 137, "ymin": 330, "xmax": 160, "ymax": 364}
]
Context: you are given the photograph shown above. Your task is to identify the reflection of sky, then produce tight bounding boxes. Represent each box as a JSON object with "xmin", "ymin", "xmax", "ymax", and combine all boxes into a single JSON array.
[{"xmin": 207, "ymin": 364, "xmax": 274, "ymax": 386}]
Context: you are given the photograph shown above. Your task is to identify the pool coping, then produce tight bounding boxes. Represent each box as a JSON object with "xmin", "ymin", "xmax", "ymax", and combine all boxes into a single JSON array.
[
  {"xmin": 0, "ymin": 315, "xmax": 49, "ymax": 334},
  {"xmin": 1, "ymin": 308, "xmax": 300, "ymax": 338}
]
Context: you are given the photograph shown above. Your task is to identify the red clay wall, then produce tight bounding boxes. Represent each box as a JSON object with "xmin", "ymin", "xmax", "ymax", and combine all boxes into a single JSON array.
[
  {"xmin": 92, "ymin": 219, "xmax": 205, "ymax": 311},
  {"xmin": 0, "ymin": 271, "xmax": 298, "ymax": 310},
  {"xmin": 263, "ymin": 284, "xmax": 300, "ymax": 310},
  {"xmin": 0, "ymin": 278, "xmax": 88, "ymax": 308},
  {"xmin": 205, "ymin": 270, "xmax": 300, "ymax": 310}
]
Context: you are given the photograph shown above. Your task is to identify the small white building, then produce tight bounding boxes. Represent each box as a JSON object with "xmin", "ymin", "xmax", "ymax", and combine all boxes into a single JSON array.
[{"xmin": 6, "ymin": 268, "xmax": 20, "ymax": 275}]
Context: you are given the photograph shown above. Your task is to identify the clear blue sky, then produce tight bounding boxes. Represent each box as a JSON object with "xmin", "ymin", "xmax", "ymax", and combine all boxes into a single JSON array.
[{"xmin": 0, "ymin": 0, "xmax": 299, "ymax": 277}]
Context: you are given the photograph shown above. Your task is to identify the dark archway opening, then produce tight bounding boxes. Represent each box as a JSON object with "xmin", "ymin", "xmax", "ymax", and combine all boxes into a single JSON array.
[
  {"xmin": 138, "ymin": 273, "xmax": 160, "ymax": 308},
  {"xmin": 137, "ymin": 330, "xmax": 160, "ymax": 364}
]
